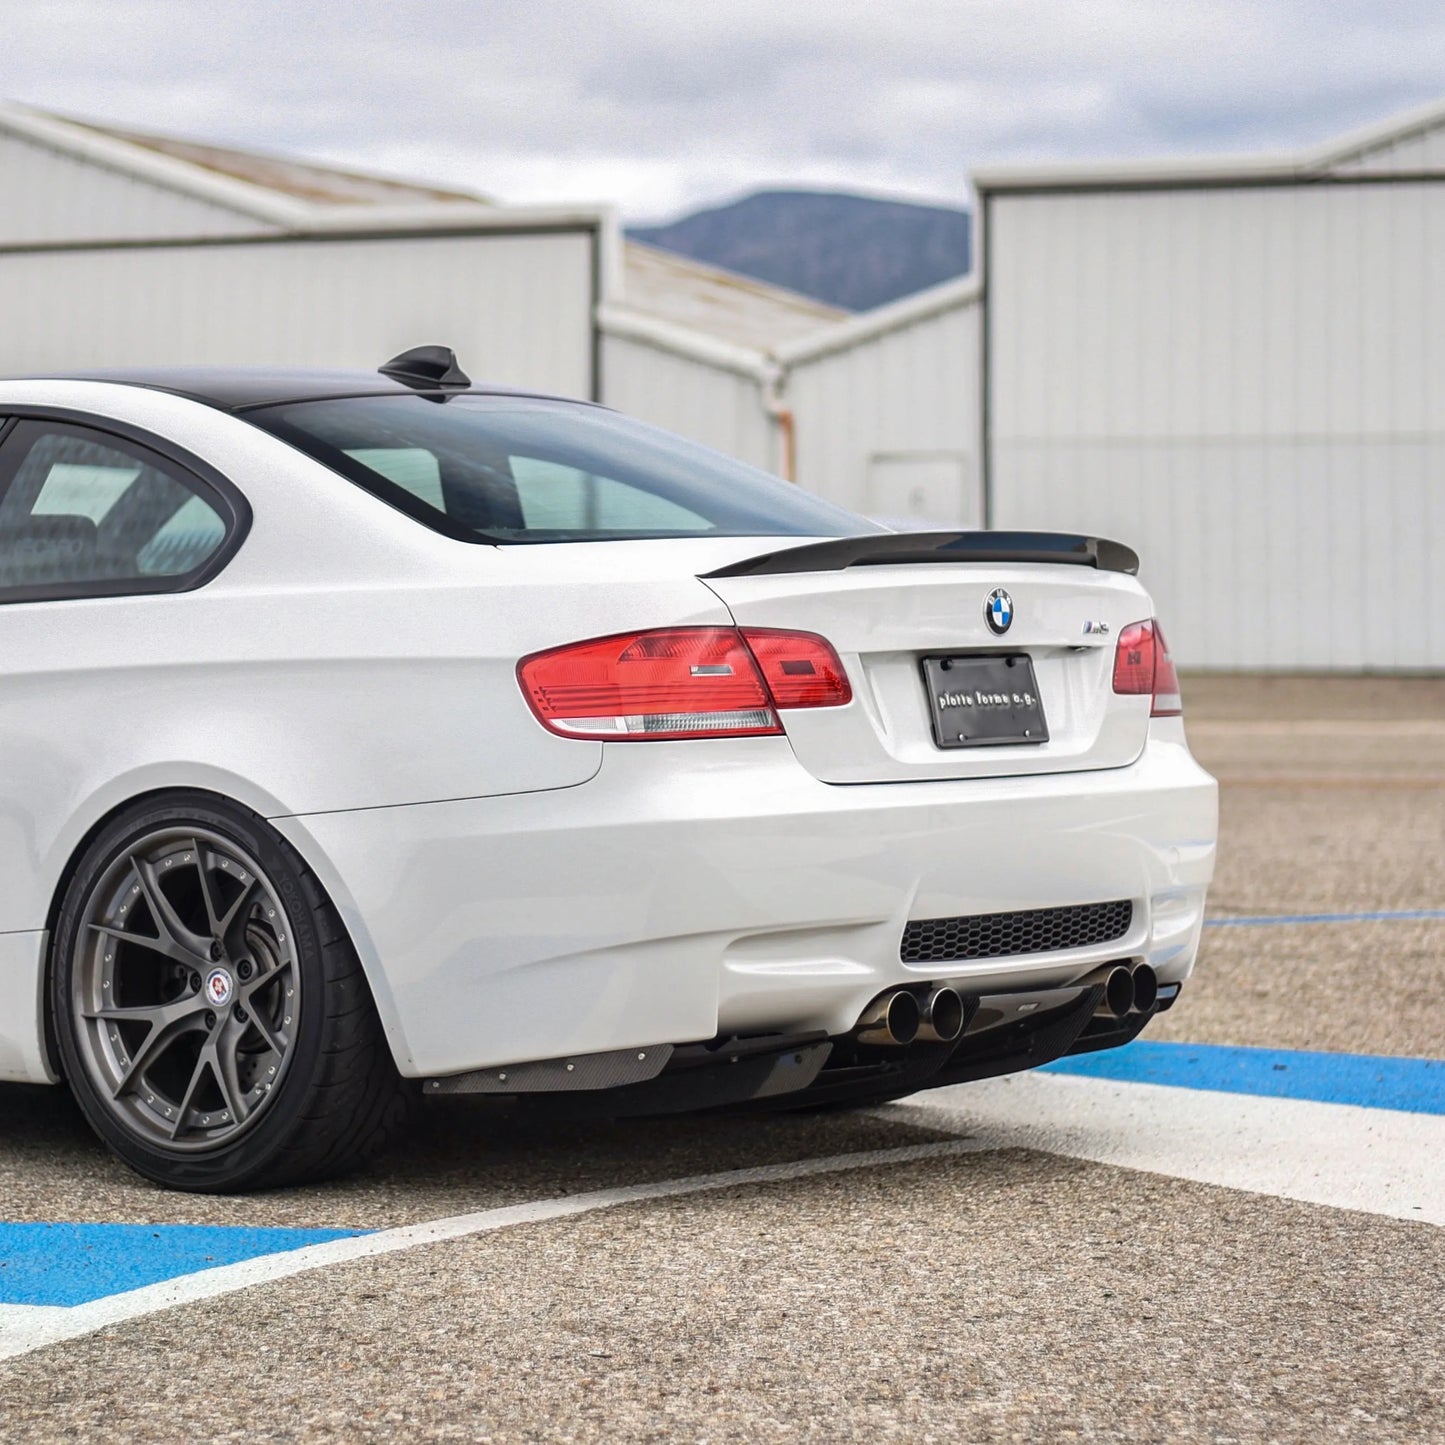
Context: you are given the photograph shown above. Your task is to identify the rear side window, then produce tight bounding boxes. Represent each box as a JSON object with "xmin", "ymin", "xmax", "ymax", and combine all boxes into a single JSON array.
[
  {"xmin": 0, "ymin": 421, "xmax": 237, "ymax": 600},
  {"xmin": 250, "ymin": 394, "xmax": 872, "ymax": 544}
]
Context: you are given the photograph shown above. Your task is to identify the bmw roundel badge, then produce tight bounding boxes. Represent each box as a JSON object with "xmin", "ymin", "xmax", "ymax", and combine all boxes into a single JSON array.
[{"xmin": 984, "ymin": 587, "xmax": 1013, "ymax": 635}]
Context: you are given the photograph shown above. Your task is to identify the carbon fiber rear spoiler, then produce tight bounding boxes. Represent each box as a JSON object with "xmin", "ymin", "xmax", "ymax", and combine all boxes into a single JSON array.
[{"xmin": 703, "ymin": 530, "xmax": 1140, "ymax": 578}]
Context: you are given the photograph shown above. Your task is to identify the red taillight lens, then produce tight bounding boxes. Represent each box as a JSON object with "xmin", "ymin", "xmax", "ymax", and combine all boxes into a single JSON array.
[
  {"xmin": 518, "ymin": 626, "xmax": 852, "ymax": 741},
  {"xmin": 1112, "ymin": 621, "xmax": 1156, "ymax": 695},
  {"xmin": 741, "ymin": 628, "xmax": 852, "ymax": 709},
  {"xmin": 519, "ymin": 627, "xmax": 778, "ymax": 740},
  {"xmin": 1112, "ymin": 618, "xmax": 1183, "ymax": 717}
]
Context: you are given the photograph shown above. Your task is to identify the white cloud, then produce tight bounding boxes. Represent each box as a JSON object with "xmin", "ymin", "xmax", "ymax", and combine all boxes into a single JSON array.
[{"xmin": 4, "ymin": 0, "xmax": 1445, "ymax": 219}]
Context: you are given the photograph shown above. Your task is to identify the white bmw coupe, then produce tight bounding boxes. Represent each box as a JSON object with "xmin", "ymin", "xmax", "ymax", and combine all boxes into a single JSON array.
[{"xmin": 0, "ymin": 347, "xmax": 1216, "ymax": 1192}]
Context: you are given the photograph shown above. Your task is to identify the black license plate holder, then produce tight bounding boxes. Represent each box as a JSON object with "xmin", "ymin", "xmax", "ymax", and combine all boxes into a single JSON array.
[{"xmin": 922, "ymin": 654, "xmax": 1049, "ymax": 748}]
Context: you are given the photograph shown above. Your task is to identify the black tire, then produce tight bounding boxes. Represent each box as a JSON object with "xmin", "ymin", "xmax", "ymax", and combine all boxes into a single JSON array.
[{"xmin": 50, "ymin": 791, "xmax": 411, "ymax": 1192}]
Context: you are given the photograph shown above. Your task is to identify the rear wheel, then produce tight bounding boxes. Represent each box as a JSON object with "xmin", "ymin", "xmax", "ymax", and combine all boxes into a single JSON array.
[{"xmin": 51, "ymin": 793, "xmax": 410, "ymax": 1192}]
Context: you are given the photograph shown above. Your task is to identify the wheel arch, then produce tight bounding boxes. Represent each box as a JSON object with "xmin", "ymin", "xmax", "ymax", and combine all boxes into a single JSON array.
[{"xmin": 40, "ymin": 781, "xmax": 413, "ymax": 1081}]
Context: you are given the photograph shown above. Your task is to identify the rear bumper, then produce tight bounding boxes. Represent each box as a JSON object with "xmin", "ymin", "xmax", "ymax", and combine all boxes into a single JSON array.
[{"xmin": 277, "ymin": 721, "xmax": 1217, "ymax": 1078}]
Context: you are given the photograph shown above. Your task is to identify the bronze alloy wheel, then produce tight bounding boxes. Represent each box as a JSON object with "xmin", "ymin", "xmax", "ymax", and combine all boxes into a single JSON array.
[
  {"xmin": 70, "ymin": 826, "xmax": 301, "ymax": 1152},
  {"xmin": 52, "ymin": 793, "xmax": 409, "ymax": 1192}
]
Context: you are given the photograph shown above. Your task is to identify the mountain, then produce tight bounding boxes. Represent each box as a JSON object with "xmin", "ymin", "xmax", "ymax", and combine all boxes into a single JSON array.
[{"xmin": 628, "ymin": 190, "xmax": 971, "ymax": 314}]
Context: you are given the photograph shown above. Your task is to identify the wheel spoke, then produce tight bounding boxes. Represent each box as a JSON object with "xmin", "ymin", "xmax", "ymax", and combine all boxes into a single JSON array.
[
  {"xmin": 83, "ymin": 995, "xmax": 203, "ymax": 1029},
  {"xmin": 242, "ymin": 955, "xmax": 292, "ymax": 997},
  {"xmin": 131, "ymin": 854, "xmax": 209, "ymax": 956},
  {"xmin": 218, "ymin": 878, "xmax": 261, "ymax": 950},
  {"xmin": 168, "ymin": 1046, "xmax": 214, "ymax": 1140},
  {"xmin": 105, "ymin": 1006, "xmax": 205, "ymax": 1100},
  {"xmin": 241, "ymin": 958, "xmax": 293, "ymax": 1054},
  {"xmin": 88, "ymin": 921, "xmax": 196, "ymax": 970},
  {"xmin": 245, "ymin": 1004, "xmax": 286, "ymax": 1057},
  {"xmin": 212, "ymin": 1025, "xmax": 251, "ymax": 1125},
  {"xmin": 189, "ymin": 839, "xmax": 224, "ymax": 936}
]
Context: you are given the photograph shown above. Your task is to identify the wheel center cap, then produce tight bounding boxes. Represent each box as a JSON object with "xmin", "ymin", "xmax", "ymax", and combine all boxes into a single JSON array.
[{"xmin": 204, "ymin": 968, "xmax": 234, "ymax": 1008}]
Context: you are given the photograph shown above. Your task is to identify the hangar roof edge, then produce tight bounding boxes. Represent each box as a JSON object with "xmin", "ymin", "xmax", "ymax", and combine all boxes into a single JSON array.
[{"xmin": 972, "ymin": 94, "xmax": 1445, "ymax": 193}]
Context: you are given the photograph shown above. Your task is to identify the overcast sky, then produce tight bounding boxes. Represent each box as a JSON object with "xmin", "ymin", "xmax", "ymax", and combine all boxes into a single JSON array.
[{"xmin": 6, "ymin": 1, "xmax": 1445, "ymax": 221}]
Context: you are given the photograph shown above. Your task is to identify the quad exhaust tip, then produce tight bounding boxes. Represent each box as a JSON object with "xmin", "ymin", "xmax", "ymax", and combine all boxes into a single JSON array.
[
  {"xmin": 855, "ymin": 986, "xmax": 967, "ymax": 1047},
  {"xmin": 855, "ymin": 989, "xmax": 921, "ymax": 1046},
  {"xmin": 917, "ymin": 986, "xmax": 966, "ymax": 1044},
  {"xmin": 1130, "ymin": 962, "xmax": 1159, "ymax": 1014},
  {"xmin": 1080, "ymin": 962, "xmax": 1160, "ymax": 1019}
]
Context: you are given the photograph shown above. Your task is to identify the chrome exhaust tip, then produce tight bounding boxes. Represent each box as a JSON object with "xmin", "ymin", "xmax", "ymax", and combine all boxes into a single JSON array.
[
  {"xmin": 916, "ymin": 987, "xmax": 966, "ymax": 1044},
  {"xmin": 1130, "ymin": 963, "xmax": 1159, "ymax": 1014},
  {"xmin": 855, "ymin": 989, "xmax": 922, "ymax": 1046},
  {"xmin": 1079, "ymin": 964, "xmax": 1135, "ymax": 1020}
]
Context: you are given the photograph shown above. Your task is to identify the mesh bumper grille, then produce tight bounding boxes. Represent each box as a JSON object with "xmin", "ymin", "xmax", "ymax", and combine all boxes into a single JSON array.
[{"xmin": 901, "ymin": 900, "xmax": 1134, "ymax": 965}]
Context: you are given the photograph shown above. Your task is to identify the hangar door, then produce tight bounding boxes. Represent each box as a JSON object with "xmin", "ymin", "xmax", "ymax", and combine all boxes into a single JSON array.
[
  {"xmin": 986, "ymin": 179, "xmax": 1445, "ymax": 670},
  {"xmin": 0, "ymin": 228, "xmax": 597, "ymax": 400}
]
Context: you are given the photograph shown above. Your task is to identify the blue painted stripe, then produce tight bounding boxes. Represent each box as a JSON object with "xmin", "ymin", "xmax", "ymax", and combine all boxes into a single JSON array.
[
  {"xmin": 1043, "ymin": 1040, "xmax": 1445, "ymax": 1115},
  {"xmin": 1206, "ymin": 909, "xmax": 1445, "ymax": 927},
  {"xmin": 0, "ymin": 1223, "xmax": 367, "ymax": 1307}
]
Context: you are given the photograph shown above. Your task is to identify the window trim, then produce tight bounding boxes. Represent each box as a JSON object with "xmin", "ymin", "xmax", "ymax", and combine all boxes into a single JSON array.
[{"xmin": 0, "ymin": 408, "xmax": 252, "ymax": 605}]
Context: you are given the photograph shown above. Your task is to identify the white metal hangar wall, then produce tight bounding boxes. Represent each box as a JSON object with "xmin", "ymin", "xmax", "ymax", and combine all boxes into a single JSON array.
[
  {"xmin": 779, "ymin": 278, "xmax": 982, "ymax": 529},
  {"xmin": 0, "ymin": 225, "xmax": 599, "ymax": 399},
  {"xmin": 976, "ymin": 101, "xmax": 1445, "ymax": 671},
  {"xmin": 0, "ymin": 105, "xmax": 603, "ymax": 399},
  {"xmin": 596, "ymin": 274, "xmax": 984, "ymax": 530}
]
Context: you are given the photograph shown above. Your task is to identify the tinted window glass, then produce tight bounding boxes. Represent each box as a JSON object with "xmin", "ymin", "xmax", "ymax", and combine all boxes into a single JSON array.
[
  {"xmin": 0, "ymin": 424, "xmax": 229, "ymax": 594},
  {"xmin": 252, "ymin": 394, "xmax": 873, "ymax": 544}
]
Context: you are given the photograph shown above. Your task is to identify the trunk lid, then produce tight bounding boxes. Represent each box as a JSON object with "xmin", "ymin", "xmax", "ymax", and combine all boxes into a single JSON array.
[{"xmin": 702, "ymin": 554, "xmax": 1153, "ymax": 783}]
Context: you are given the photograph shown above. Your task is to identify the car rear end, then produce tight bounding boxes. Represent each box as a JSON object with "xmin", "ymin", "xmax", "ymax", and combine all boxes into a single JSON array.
[
  {"xmin": 483, "ymin": 540, "xmax": 1215, "ymax": 1110},
  {"xmin": 248, "ymin": 388, "xmax": 1217, "ymax": 1112}
]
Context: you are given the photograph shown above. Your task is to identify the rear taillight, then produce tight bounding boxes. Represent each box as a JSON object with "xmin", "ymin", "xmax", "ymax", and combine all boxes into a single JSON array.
[
  {"xmin": 1112, "ymin": 619, "xmax": 1183, "ymax": 717},
  {"xmin": 518, "ymin": 626, "xmax": 851, "ymax": 741},
  {"xmin": 740, "ymin": 628, "xmax": 853, "ymax": 709}
]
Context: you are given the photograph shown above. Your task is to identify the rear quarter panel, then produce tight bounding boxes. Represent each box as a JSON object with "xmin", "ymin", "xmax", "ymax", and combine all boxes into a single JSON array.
[{"xmin": 0, "ymin": 383, "xmax": 733, "ymax": 938}]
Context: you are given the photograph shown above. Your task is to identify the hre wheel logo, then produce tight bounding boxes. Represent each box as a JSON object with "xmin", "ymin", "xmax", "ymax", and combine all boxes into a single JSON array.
[{"xmin": 984, "ymin": 588, "xmax": 1014, "ymax": 635}]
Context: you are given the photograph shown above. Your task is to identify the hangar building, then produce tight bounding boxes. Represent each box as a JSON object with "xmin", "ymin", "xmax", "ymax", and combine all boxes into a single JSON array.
[
  {"xmin": 631, "ymin": 98, "xmax": 1445, "ymax": 671},
  {"xmin": 973, "ymin": 101, "xmax": 1445, "ymax": 671},
  {"xmin": 3, "ymin": 97, "xmax": 1442, "ymax": 669},
  {"xmin": 0, "ymin": 99, "xmax": 837, "ymax": 461}
]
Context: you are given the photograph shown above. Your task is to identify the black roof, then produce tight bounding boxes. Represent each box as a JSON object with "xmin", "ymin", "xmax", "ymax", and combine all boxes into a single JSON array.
[{"xmin": 26, "ymin": 367, "xmax": 575, "ymax": 413}]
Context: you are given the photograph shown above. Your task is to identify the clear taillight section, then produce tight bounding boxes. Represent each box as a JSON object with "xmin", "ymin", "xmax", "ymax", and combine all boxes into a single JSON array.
[
  {"xmin": 1112, "ymin": 619, "xmax": 1183, "ymax": 717},
  {"xmin": 518, "ymin": 626, "xmax": 851, "ymax": 740}
]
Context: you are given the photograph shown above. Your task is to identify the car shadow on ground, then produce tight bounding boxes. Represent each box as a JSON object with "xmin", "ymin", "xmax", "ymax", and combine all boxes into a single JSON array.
[{"xmin": 0, "ymin": 1081, "xmax": 963, "ymax": 1230}]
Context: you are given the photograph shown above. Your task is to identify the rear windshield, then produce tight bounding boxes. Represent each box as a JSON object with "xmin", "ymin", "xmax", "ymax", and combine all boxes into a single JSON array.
[{"xmin": 249, "ymin": 393, "xmax": 874, "ymax": 544}]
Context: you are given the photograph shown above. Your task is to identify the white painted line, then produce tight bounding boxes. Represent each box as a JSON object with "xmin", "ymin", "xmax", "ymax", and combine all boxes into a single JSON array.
[
  {"xmin": 0, "ymin": 1304, "xmax": 70, "ymax": 1332},
  {"xmin": 0, "ymin": 1139, "xmax": 990, "ymax": 1362},
  {"xmin": 887, "ymin": 1074, "xmax": 1445, "ymax": 1227}
]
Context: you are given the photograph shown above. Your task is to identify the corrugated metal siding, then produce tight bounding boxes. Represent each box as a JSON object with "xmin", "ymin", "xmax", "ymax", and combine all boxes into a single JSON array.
[
  {"xmin": 787, "ymin": 301, "xmax": 981, "ymax": 522},
  {"xmin": 987, "ymin": 181, "xmax": 1445, "ymax": 670},
  {"xmin": 1330, "ymin": 119, "xmax": 1445, "ymax": 175},
  {"xmin": 0, "ymin": 231, "xmax": 595, "ymax": 397},
  {"xmin": 0, "ymin": 132, "xmax": 269, "ymax": 245},
  {"xmin": 623, "ymin": 242, "xmax": 843, "ymax": 351},
  {"xmin": 600, "ymin": 332, "xmax": 774, "ymax": 470}
]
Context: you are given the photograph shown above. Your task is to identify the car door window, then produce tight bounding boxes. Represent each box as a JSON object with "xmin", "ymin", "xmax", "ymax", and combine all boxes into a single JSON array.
[{"xmin": 0, "ymin": 422, "xmax": 233, "ymax": 599}]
